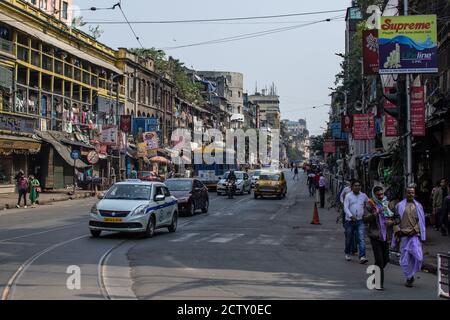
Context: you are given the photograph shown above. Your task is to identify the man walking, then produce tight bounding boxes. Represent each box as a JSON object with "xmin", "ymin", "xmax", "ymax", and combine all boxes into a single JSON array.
[
  {"xmin": 344, "ymin": 180, "xmax": 368, "ymax": 264},
  {"xmin": 307, "ymin": 171, "xmax": 316, "ymax": 197},
  {"xmin": 433, "ymin": 178, "xmax": 449, "ymax": 236},
  {"xmin": 15, "ymin": 170, "xmax": 28, "ymax": 209},
  {"xmin": 392, "ymin": 186, "xmax": 426, "ymax": 288},
  {"xmin": 340, "ymin": 181, "xmax": 358, "ymax": 256},
  {"xmin": 293, "ymin": 166, "xmax": 299, "ymax": 180},
  {"xmin": 364, "ymin": 186, "xmax": 397, "ymax": 290},
  {"xmin": 319, "ymin": 172, "xmax": 326, "ymax": 208}
]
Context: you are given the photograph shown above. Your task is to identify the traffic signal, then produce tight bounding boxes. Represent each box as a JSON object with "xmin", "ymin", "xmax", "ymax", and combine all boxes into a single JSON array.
[{"xmin": 382, "ymin": 79, "xmax": 407, "ymax": 121}]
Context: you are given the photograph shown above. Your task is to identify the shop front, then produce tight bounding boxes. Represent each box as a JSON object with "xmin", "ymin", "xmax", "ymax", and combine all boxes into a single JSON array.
[{"xmin": 0, "ymin": 134, "xmax": 41, "ymax": 193}]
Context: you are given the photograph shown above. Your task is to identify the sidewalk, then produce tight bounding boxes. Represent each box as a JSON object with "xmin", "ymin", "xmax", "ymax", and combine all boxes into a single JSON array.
[
  {"xmin": 0, "ymin": 189, "xmax": 94, "ymax": 210},
  {"xmin": 323, "ymin": 187, "xmax": 449, "ymax": 275},
  {"xmin": 421, "ymin": 227, "xmax": 450, "ymax": 274}
]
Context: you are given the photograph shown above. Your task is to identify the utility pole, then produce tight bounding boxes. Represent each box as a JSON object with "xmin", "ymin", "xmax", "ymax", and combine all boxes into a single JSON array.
[{"xmin": 404, "ymin": 0, "xmax": 413, "ymax": 187}]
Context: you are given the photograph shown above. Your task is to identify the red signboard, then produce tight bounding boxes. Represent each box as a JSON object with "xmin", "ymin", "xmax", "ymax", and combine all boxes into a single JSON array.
[
  {"xmin": 341, "ymin": 115, "xmax": 353, "ymax": 133},
  {"xmin": 384, "ymin": 87, "xmax": 398, "ymax": 137},
  {"xmin": 353, "ymin": 113, "xmax": 375, "ymax": 140},
  {"xmin": 411, "ymin": 86, "xmax": 426, "ymax": 136},
  {"xmin": 363, "ymin": 30, "xmax": 379, "ymax": 75},
  {"xmin": 323, "ymin": 140, "xmax": 336, "ymax": 154},
  {"xmin": 120, "ymin": 115, "xmax": 132, "ymax": 133}
]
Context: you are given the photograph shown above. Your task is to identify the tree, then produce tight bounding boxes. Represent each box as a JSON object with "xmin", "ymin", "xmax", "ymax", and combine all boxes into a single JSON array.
[
  {"xmin": 309, "ymin": 135, "xmax": 325, "ymax": 157},
  {"xmin": 71, "ymin": 16, "xmax": 104, "ymax": 40}
]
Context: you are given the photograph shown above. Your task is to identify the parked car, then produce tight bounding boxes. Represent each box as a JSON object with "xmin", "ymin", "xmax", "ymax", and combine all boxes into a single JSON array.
[
  {"xmin": 138, "ymin": 171, "xmax": 161, "ymax": 182},
  {"xmin": 165, "ymin": 178, "xmax": 209, "ymax": 216},
  {"xmin": 89, "ymin": 180, "xmax": 178, "ymax": 238},
  {"xmin": 254, "ymin": 171, "xmax": 287, "ymax": 199},
  {"xmin": 216, "ymin": 171, "xmax": 251, "ymax": 195}
]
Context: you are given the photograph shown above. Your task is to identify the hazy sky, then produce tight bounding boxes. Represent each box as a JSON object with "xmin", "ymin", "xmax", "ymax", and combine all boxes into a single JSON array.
[{"xmin": 75, "ymin": 0, "xmax": 350, "ymax": 135}]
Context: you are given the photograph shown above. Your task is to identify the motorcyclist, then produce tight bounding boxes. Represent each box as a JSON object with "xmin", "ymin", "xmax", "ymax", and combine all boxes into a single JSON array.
[{"xmin": 226, "ymin": 170, "xmax": 237, "ymax": 198}]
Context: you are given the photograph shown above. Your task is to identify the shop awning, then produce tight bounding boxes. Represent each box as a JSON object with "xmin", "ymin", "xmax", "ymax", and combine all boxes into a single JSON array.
[
  {"xmin": 0, "ymin": 134, "xmax": 41, "ymax": 154},
  {"xmin": 34, "ymin": 131, "xmax": 88, "ymax": 169}
]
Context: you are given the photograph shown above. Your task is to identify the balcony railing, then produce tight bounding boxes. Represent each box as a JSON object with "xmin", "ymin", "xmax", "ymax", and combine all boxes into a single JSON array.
[{"xmin": 0, "ymin": 38, "xmax": 13, "ymax": 55}]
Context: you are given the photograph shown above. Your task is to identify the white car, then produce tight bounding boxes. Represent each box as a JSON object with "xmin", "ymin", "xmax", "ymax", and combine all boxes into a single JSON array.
[
  {"xmin": 89, "ymin": 180, "xmax": 178, "ymax": 238},
  {"xmin": 216, "ymin": 171, "xmax": 252, "ymax": 195}
]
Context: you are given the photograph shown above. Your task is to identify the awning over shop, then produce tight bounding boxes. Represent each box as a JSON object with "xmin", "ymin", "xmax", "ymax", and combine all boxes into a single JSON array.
[
  {"xmin": 0, "ymin": 134, "xmax": 41, "ymax": 154},
  {"xmin": 35, "ymin": 131, "xmax": 88, "ymax": 169}
]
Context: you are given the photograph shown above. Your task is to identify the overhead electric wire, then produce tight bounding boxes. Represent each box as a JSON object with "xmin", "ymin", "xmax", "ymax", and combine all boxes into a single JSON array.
[
  {"xmin": 160, "ymin": 15, "xmax": 344, "ymax": 50},
  {"xmin": 84, "ymin": 8, "xmax": 347, "ymax": 25},
  {"xmin": 115, "ymin": 2, "xmax": 144, "ymax": 49}
]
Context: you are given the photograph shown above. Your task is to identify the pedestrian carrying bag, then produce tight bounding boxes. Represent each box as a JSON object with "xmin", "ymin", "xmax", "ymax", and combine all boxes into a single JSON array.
[{"xmin": 36, "ymin": 187, "xmax": 42, "ymax": 193}]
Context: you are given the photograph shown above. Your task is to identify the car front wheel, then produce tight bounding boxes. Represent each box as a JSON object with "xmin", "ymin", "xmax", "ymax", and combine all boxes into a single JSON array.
[
  {"xmin": 145, "ymin": 216, "xmax": 156, "ymax": 238},
  {"xmin": 90, "ymin": 229, "xmax": 101, "ymax": 238},
  {"xmin": 202, "ymin": 199, "xmax": 209, "ymax": 213},
  {"xmin": 168, "ymin": 212, "xmax": 178, "ymax": 233}
]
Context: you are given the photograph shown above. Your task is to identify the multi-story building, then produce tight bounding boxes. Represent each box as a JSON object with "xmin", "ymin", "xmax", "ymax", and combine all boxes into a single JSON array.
[
  {"xmin": 0, "ymin": 0, "xmax": 125, "ymax": 192},
  {"xmin": 248, "ymin": 89, "xmax": 280, "ymax": 129},
  {"xmin": 24, "ymin": 0, "xmax": 73, "ymax": 24},
  {"xmin": 194, "ymin": 71, "xmax": 244, "ymax": 128},
  {"xmin": 117, "ymin": 48, "xmax": 176, "ymax": 146}
]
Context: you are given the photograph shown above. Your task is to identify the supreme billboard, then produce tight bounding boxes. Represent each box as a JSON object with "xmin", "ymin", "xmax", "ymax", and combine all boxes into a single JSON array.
[{"xmin": 378, "ymin": 15, "xmax": 438, "ymax": 74}]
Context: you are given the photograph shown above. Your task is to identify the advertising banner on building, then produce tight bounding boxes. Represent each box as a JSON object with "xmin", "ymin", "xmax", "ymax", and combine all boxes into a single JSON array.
[
  {"xmin": 143, "ymin": 132, "xmax": 159, "ymax": 151},
  {"xmin": 137, "ymin": 142, "xmax": 147, "ymax": 158},
  {"xmin": 342, "ymin": 115, "xmax": 353, "ymax": 133},
  {"xmin": 411, "ymin": 86, "xmax": 426, "ymax": 136},
  {"xmin": 378, "ymin": 15, "xmax": 438, "ymax": 74},
  {"xmin": 0, "ymin": 114, "xmax": 35, "ymax": 133},
  {"xmin": 120, "ymin": 115, "xmax": 132, "ymax": 133},
  {"xmin": 384, "ymin": 87, "xmax": 398, "ymax": 136},
  {"xmin": 353, "ymin": 113, "xmax": 375, "ymax": 140},
  {"xmin": 323, "ymin": 140, "xmax": 336, "ymax": 154},
  {"xmin": 101, "ymin": 125, "xmax": 118, "ymax": 146},
  {"xmin": 363, "ymin": 29, "xmax": 379, "ymax": 75}
]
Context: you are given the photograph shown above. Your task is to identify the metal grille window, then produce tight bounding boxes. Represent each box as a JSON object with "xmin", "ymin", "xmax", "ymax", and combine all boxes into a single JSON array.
[{"xmin": 0, "ymin": 66, "xmax": 13, "ymax": 90}]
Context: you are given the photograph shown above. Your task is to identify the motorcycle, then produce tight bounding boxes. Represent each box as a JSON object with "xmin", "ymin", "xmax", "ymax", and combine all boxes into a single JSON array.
[{"xmin": 225, "ymin": 180, "xmax": 236, "ymax": 199}]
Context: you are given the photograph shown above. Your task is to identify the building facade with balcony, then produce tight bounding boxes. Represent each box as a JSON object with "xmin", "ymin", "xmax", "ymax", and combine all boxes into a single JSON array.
[{"xmin": 0, "ymin": 0, "xmax": 125, "ymax": 191}]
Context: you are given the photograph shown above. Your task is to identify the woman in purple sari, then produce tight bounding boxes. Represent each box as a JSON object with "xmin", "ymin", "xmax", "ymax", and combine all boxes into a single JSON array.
[{"xmin": 391, "ymin": 186, "xmax": 426, "ymax": 288}]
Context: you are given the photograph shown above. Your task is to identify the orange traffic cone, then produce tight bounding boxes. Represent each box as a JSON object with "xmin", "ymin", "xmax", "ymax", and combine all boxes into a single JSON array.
[{"xmin": 311, "ymin": 203, "xmax": 321, "ymax": 225}]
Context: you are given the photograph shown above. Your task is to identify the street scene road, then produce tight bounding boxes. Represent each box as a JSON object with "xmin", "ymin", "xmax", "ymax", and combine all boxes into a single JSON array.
[{"xmin": 0, "ymin": 170, "xmax": 438, "ymax": 300}]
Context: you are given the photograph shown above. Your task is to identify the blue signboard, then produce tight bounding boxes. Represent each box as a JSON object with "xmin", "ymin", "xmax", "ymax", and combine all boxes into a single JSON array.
[
  {"xmin": 71, "ymin": 150, "xmax": 81, "ymax": 160},
  {"xmin": 132, "ymin": 117, "xmax": 160, "ymax": 135}
]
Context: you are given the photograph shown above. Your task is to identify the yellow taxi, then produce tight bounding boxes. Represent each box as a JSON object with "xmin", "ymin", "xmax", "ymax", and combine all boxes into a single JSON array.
[{"xmin": 253, "ymin": 171, "xmax": 287, "ymax": 199}]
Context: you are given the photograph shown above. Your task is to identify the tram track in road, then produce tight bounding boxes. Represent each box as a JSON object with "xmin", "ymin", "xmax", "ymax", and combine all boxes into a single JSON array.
[{"xmin": 1, "ymin": 192, "xmax": 257, "ymax": 300}]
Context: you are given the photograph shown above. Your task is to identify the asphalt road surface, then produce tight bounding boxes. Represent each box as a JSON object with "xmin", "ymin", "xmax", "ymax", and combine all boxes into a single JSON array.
[{"xmin": 0, "ymin": 170, "xmax": 438, "ymax": 300}]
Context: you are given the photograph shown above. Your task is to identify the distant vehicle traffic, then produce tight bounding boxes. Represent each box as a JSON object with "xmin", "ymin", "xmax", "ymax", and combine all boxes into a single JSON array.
[
  {"xmin": 165, "ymin": 178, "xmax": 209, "ymax": 216},
  {"xmin": 216, "ymin": 171, "xmax": 251, "ymax": 196},
  {"xmin": 254, "ymin": 171, "xmax": 287, "ymax": 199},
  {"xmin": 89, "ymin": 180, "xmax": 178, "ymax": 238}
]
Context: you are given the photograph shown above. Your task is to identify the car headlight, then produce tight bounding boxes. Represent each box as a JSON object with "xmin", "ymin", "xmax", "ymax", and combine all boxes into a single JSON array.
[
  {"xmin": 90, "ymin": 203, "xmax": 99, "ymax": 215},
  {"xmin": 130, "ymin": 205, "xmax": 147, "ymax": 217}
]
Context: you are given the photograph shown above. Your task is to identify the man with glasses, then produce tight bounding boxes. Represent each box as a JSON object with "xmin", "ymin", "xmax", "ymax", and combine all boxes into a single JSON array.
[{"xmin": 344, "ymin": 180, "xmax": 369, "ymax": 264}]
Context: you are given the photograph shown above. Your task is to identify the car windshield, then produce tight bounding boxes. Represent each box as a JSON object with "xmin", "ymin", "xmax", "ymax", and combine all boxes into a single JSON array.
[
  {"xmin": 165, "ymin": 180, "xmax": 192, "ymax": 191},
  {"xmin": 222, "ymin": 172, "xmax": 243, "ymax": 179},
  {"xmin": 252, "ymin": 170, "xmax": 262, "ymax": 177},
  {"xmin": 259, "ymin": 174, "xmax": 280, "ymax": 181},
  {"xmin": 104, "ymin": 184, "xmax": 151, "ymax": 200}
]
